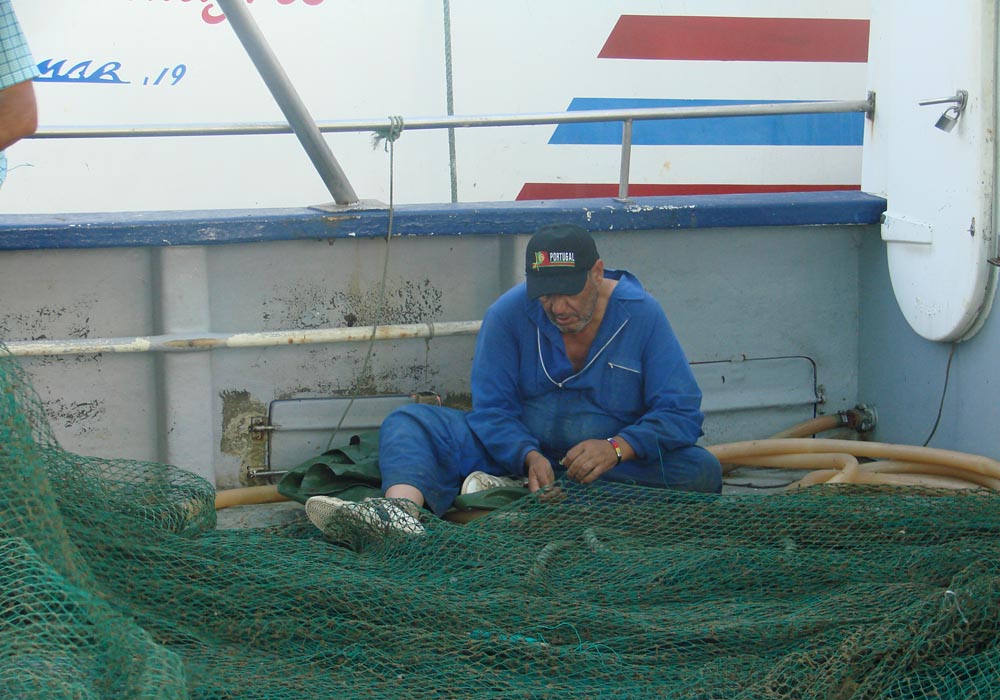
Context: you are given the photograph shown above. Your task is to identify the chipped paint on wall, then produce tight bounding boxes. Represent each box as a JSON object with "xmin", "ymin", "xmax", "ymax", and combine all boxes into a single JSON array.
[
  {"xmin": 0, "ymin": 300, "xmax": 103, "ymax": 367},
  {"xmin": 0, "ymin": 299, "xmax": 98, "ymax": 341},
  {"xmin": 441, "ymin": 392, "xmax": 472, "ymax": 411},
  {"xmin": 42, "ymin": 397, "xmax": 105, "ymax": 434},
  {"xmin": 250, "ymin": 275, "xmax": 456, "ymax": 403},
  {"xmin": 219, "ymin": 389, "xmax": 267, "ymax": 484},
  {"xmin": 261, "ymin": 278, "xmax": 444, "ymax": 330},
  {"xmin": 274, "ymin": 366, "xmax": 439, "ymax": 401},
  {"xmin": 270, "ymin": 344, "xmax": 443, "ymax": 401}
]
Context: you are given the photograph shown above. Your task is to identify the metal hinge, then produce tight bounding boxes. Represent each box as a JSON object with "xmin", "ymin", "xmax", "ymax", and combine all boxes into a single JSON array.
[
  {"xmin": 247, "ymin": 466, "xmax": 287, "ymax": 479},
  {"xmin": 249, "ymin": 416, "xmax": 273, "ymax": 441},
  {"xmin": 851, "ymin": 403, "xmax": 878, "ymax": 433}
]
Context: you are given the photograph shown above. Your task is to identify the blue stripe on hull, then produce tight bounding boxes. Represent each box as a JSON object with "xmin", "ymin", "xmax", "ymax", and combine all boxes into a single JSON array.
[{"xmin": 550, "ymin": 98, "xmax": 865, "ymax": 147}]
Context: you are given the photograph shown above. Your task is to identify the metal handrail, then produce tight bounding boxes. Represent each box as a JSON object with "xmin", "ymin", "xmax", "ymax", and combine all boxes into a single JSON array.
[
  {"xmin": 0, "ymin": 321, "xmax": 483, "ymax": 358},
  {"xmin": 29, "ymin": 96, "xmax": 874, "ymax": 201},
  {"xmin": 31, "ymin": 99, "xmax": 873, "ymax": 139}
]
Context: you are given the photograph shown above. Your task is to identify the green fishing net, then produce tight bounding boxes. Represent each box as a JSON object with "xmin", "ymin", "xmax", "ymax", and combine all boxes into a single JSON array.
[{"xmin": 3, "ymin": 346, "xmax": 1000, "ymax": 699}]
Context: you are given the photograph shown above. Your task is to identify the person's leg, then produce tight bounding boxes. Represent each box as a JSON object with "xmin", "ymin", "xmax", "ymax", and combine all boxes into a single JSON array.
[
  {"xmin": 377, "ymin": 404, "xmax": 497, "ymax": 516},
  {"xmin": 308, "ymin": 406, "xmax": 466, "ymax": 538},
  {"xmin": 601, "ymin": 444, "xmax": 723, "ymax": 494},
  {"xmin": 385, "ymin": 483, "xmax": 425, "ymax": 506}
]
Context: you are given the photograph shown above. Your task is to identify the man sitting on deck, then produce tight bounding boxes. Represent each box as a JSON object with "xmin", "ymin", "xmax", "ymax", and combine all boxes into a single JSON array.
[{"xmin": 305, "ymin": 224, "xmax": 722, "ymax": 536}]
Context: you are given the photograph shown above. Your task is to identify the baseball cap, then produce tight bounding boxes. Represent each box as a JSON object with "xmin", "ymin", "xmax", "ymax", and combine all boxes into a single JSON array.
[{"xmin": 524, "ymin": 225, "xmax": 600, "ymax": 299}]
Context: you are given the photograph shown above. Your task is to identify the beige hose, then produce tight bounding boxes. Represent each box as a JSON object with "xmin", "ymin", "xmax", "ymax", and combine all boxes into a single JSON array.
[
  {"xmin": 215, "ymin": 485, "xmax": 290, "ymax": 510},
  {"xmin": 713, "ymin": 437, "xmax": 1000, "ymax": 492},
  {"xmin": 784, "ymin": 461, "xmax": 999, "ymax": 491},
  {"xmin": 859, "ymin": 461, "xmax": 1000, "ymax": 490},
  {"xmin": 851, "ymin": 472, "xmax": 984, "ymax": 489},
  {"xmin": 825, "ymin": 458, "xmax": 860, "ymax": 484},
  {"xmin": 721, "ymin": 447, "xmax": 860, "ymax": 475},
  {"xmin": 708, "ymin": 439, "xmax": 1000, "ymax": 481},
  {"xmin": 725, "ymin": 452, "xmax": 859, "ymax": 472},
  {"xmin": 768, "ymin": 414, "xmax": 846, "ymax": 439},
  {"xmin": 725, "ymin": 411, "xmax": 851, "ymax": 475},
  {"xmin": 787, "ymin": 469, "xmax": 979, "ymax": 490},
  {"xmin": 786, "ymin": 469, "xmax": 840, "ymax": 489}
]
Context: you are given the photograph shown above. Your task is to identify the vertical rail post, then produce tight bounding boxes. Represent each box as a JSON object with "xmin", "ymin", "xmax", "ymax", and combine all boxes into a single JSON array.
[
  {"xmin": 618, "ymin": 119, "xmax": 633, "ymax": 200},
  {"xmin": 217, "ymin": 0, "xmax": 359, "ymax": 205},
  {"xmin": 442, "ymin": 0, "xmax": 459, "ymax": 203}
]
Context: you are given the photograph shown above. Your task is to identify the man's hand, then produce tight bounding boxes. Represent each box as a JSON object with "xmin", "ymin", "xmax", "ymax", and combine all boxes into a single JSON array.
[
  {"xmin": 562, "ymin": 437, "xmax": 633, "ymax": 484},
  {"xmin": 524, "ymin": 450, "xmax": 555, "ymax": 492}
]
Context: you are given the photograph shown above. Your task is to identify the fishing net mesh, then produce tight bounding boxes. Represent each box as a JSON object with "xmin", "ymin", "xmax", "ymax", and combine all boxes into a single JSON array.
[{"xmin": 3, "ymin": 348, "xmax": 1000, "ymax": 699}]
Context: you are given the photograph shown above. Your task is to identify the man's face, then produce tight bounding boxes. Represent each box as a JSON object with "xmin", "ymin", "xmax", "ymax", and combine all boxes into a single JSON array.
[{"xmin": 538, "ymin": 266, "xmax": 600, "ymax": 334}]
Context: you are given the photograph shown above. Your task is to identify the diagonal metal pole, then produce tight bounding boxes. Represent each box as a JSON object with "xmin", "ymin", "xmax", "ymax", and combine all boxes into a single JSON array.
[{"xmin": 216, "ymin": 0, "xmax": 358, "ymax": 205}]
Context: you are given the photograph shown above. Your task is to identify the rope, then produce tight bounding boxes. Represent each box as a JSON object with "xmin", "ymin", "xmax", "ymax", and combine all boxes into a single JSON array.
[
  {"xmin": 372, "ymin": 115, "xmax": 405, "ymax": 151},
  {"xmin": 324, "ymin": 129, "xmax": 400, "ymax": 452}
]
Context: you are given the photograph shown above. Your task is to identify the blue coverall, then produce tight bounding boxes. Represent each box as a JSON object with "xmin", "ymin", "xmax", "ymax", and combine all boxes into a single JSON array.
[{"xmin": 378, "ymin": 269, "xmax": 722, "ymax": 515}]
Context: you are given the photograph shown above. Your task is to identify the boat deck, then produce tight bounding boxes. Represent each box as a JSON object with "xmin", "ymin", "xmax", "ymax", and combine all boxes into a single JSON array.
[{"xmin": 215, "ymin": 465, "xmax": 812, "ymax": 530}]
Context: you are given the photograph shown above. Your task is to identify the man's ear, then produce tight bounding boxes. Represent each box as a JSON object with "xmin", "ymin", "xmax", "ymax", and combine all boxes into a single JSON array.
[{"xmin": 591, "ymin": 259, "xmax": 605, "ymax": 280}]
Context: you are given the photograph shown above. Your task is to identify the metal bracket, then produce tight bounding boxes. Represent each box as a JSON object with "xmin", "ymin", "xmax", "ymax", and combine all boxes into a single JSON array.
[
  {"xmin": 246, "ymin": 466, "xmax": 288, "ymax": 480},
  {"xmin": 310, "ymin": 198, "xmax": 390, "ymax": 214},
  {"xmin": 815, "ymin": 384, "xmax": 826, "ymax": 406},
  {"xmin": 249, "ymin": 416, "xmax": 273, "ymax": 441},
  {"xmin": 852, "ymin": 403, "xmax": 878, "ymax": 433},
  {"xmin": 919, "ymin": 90, "xmax": 968, "ymax": 132}
]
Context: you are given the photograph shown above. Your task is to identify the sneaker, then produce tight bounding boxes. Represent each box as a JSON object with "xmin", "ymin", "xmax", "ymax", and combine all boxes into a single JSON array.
[
  {"xmin": 305, "ymin": 496, "xmax": 426, "ymax": 539},
  {"xmin": 460, "ymin": 471, "xmax": 527, "ymax": 495}
]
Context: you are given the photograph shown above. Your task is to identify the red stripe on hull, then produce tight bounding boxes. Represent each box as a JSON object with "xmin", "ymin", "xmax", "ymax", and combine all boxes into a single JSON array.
[{"xmin": 599, "ymin": 16, "xmax": 869, "ymax": 63}]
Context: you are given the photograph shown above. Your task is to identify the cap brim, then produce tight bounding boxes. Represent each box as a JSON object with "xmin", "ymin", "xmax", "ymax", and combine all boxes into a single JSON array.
[{"xmin": 526, "ymin": 270, "xmax": 589, "ymax": 299}]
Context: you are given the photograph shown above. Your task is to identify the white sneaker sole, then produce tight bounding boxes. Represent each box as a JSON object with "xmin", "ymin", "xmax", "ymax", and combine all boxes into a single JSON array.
[
  {"xmin": 461, "ymin": 470, "xmax": 528, "ymax": 495},
  {"xmin": 305, "ymin": 496, "xmax": 426, "ymax": 538}
]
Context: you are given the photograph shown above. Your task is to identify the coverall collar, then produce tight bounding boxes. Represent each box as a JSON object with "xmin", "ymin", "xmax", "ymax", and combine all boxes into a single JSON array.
[{"xmin": 526, "ymin": 268, "xmax": 644, "ymax": 358}]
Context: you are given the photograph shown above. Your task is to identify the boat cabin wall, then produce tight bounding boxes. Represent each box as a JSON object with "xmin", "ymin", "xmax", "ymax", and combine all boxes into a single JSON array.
[
  {"xmin": 0, "ymin": 193, "xmax": 929, "ymax": 488},
  {"xmin": 858, "ymin": 232, "xmax": 1000, "ymax": 462}
]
